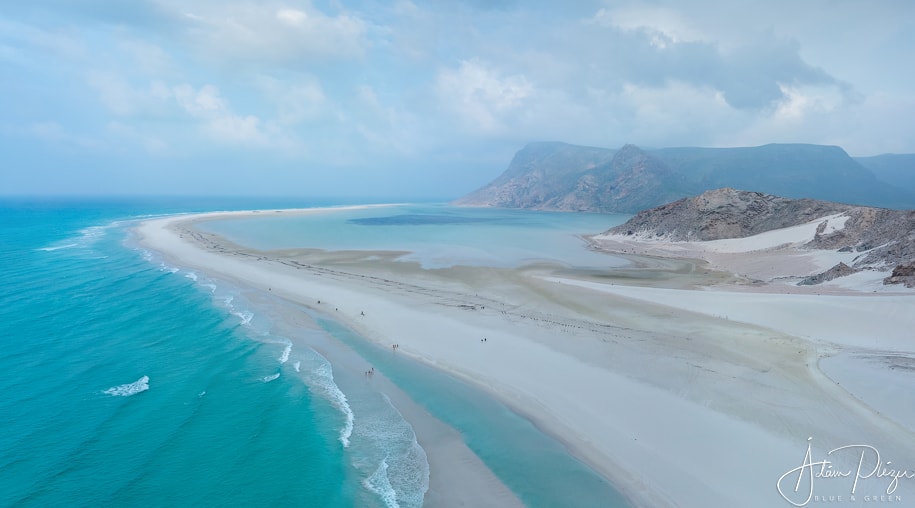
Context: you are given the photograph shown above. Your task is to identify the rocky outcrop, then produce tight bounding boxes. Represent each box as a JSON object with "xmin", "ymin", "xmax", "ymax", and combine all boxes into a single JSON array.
[
  {"xmin": 884, "ymin": 262, "xmax": 915, "ymax": 288},
  {"xmin": 605, "ymin": 188, "xmax": 915, "ymax": 284},
  {"xmin": 798, "ymin": 262, "xmax": 857, "ymax": 285},
  {"xmin": 609, "ymin": 188, "xmax": 848, "ymax": 241},
  {"xmin": 808, "ymin": 208, "xmax": 915, "ymax": 269}
]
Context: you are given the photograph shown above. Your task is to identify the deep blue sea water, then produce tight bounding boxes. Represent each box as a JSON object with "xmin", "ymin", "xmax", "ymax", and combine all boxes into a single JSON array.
[{"xmin": 0, "ymin": 198, "xmax": 630, "ymax": 508}]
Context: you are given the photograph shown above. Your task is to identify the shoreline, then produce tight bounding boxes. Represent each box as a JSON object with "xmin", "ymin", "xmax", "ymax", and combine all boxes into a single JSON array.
[{"xmin": 136, "ymin": 208, "xmax": 915, "ymax": 507}]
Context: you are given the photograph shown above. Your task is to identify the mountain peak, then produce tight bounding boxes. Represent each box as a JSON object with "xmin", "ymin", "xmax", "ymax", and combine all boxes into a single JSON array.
[{"xmin": 454, "ymin": 142, "xmax": 915, "ymax": 212}]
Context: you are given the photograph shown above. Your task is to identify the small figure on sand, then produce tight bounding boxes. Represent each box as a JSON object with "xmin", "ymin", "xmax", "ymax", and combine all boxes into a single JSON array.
[
  {"xmin": 392, "ymin": 344, "xmax": 399, "ymax": 351},
  {"xmin": 361, "ymin": 311, "xmax": 365, "ymax": 316}
]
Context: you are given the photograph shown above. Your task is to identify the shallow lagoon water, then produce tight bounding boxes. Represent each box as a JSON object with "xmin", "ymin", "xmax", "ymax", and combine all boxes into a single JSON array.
[{"xmin": 198, "ymin": 204, "xmax": 629, "ymax": 269}]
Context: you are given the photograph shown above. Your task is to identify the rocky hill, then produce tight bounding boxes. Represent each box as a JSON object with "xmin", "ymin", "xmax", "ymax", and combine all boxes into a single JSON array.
[
  {"xmin": 455, "ymin": 142, "xmax": 915, "ymax": 213},
  {"xmin": 609, "ymin": 188, "xmax": 849, "ymax": 241},
  {"xmin": 605, "ymin": 188, "xmax": 915, "ymax": 286}
]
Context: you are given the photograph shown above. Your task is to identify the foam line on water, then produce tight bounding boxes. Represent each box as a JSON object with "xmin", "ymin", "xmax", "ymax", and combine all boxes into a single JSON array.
[
  {"xmin": 263, "ymin": 372, "xmax": 280, "ymax": 383},
  {"xmin": 232, "ymin": 310, "xmax": 254, "ymax": 326},
  {"xmin": 365, "ymin": 458, "xmax": 400, "ymax": 508},
  {"xmin": 300, "ymin": 352, "xmax": 354, "ymax": 447},
  {"xmin": 37, "ymin": 224, "xmax": 112, "ymax": 253},
  {"xmin": 350, "ymin": 391, "xmax": 429, "ymax": 508},
  {"xmin": 104, "ymin": 376, "xmax": 149, "ymax": 397},
  {"xmin": 278, "ymin": 342, "xmax": 292, "ymax": 364},
  {"xmin": 36, "ymin": 243, "xmax": 79, "ymax": 252}
]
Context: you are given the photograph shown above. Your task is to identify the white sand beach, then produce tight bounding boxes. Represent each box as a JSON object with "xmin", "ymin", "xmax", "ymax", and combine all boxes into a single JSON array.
[{"xmin": 137, "ymin": 209, "xmax": 915, "ymax": 508}]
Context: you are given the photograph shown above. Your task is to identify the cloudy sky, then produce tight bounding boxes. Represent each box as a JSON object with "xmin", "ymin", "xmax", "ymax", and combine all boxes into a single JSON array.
[{"xmin": 2, "ymin": 0, "xmax": 913, "ymax": 198}]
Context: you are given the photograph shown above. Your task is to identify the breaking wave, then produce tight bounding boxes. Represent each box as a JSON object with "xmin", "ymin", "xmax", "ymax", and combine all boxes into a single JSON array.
[
  {"xmin": 300, "ymin": 353, "xmax": 354, "ymax": 447},
  {"xmin": 104, "ymin": 376, "xmax": 149, "ymax": 397}
]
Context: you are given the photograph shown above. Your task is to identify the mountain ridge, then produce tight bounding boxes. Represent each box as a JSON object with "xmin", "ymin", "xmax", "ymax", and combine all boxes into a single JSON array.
[{"xmin": 455, "ymin": 142, "xmax": 915, "ymax": 212}]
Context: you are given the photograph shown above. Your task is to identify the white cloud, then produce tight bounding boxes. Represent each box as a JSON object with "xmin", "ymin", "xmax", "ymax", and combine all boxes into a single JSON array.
[
  {"xmin": 255, "ymin": 75, "xmax": 327, "ymax": 126},
  {"xmin": 276, "ymin": 8, "xmax": 308, "ymax": 26},
  {"xmin": 86, "ymin": 71, "xmax": 138, "ymax": 116},
  {"xmin": 167, "ymin": 83, "xmax": 269, "ymax": 145},
  {"xmin": 772, "ymin": 84, "xmax": 843, "ymax": 122},
  {"xmin": 171, "ymin": 1, "xmax": 368, "ymax": 65},
  {"xmin": 205, "ymin": 114, "xmax": 266, "ymax": 144},
  {"xmin": 617, "ymin": 81, "xmax": 738, "ymax": 146},
  {"xmin": 592, "ymin": 5, "xmax": 706, "ymax": 47},
  {"xmin": 436, "ymin": 59, "xmax": 534, "ymax": 132},
  {"xmin": 172, "ymin": 83, "xmax": 225, "ymax": 115},
  {"xmin": 349, "ymin": 84, "xmax": 420, "ymax": 155},
  {"xmin": 4, "ymin": 0, "xmax": 915, "ymax": 197}
]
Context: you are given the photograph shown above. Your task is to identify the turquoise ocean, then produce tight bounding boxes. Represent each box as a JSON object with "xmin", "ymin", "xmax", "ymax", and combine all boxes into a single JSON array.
[{"xmin": 0, "ymin": 198, "xmax": 631, "ymax": 508}]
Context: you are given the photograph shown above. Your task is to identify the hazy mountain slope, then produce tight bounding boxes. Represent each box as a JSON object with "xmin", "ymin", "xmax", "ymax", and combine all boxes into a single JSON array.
[
  {"xmin": 456, "ymin": 142, "xmax": 915, "ymax": 212},
  {"xmin": 650, "ymin": 144, "xmax": 907, "ymax": 206},
  {"xmin": 452, "ymin": 142, "xmax": 617, "ymax": 210},
  {"xmin": 855, "ymin": 154, "xmax": 915, "ymax": 192}
]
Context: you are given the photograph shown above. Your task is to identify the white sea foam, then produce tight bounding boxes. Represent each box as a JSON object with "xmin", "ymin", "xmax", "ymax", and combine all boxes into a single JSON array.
[
  {"xmin": 365, "ymin": 458, "xmax": 400, "ymax": 508},
  {"xmin": 38, "ymin": 224, "xmax": 112, "ymax": 252},
  {"xmin": 36, "ymin": 243, "xmax": 79, "ymax": 252},
  {"xmin": 263, "ymin": 372, "xmax": 281, "ymax": 383},
  {"xmin": 352, "ymin": 393, "xmax": 429, "ymax": 508},
  {"xmin": 159, "ymin": 263, "xmax": 179, "ymax": 274},
  {"xmin": 302, "ymin": 354, "xmax": 354, "ymax": 447},
  {"xmin": 198, "ymin": 390, "xmax": 207, "ymax": 397},
  {"xmin": 79, "ymin": 225, "xmax": 108, "ymax": 241},
  {"xmin": 104, "ymin": 376, "xmax": 149, "ymax": 397},
  {"xmin": 387, "ymin": 441, "xmax": 430, "ymax": 508},
  {"xmin": 233, "ymin": 310, "xmax": 254, "ymax": 326},
  {"xmin": 293, "ymin": 361, "xmax": 301, "ymax": 373},
  {"xmin": 184, "ymin": 272, "xmax": 198, "ymax": 281},
  {"xmin": 278, "ymin": 342, "xmax": 292, "ymax": 364},
  {"xmin": 202, "ymin": 283, "xmax": 217, "ymax": 293}
]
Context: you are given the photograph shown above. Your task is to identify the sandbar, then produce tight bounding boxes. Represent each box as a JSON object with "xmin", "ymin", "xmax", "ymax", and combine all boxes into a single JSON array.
[{"xmin": 136, "ymin": 208, "xmax": 915, "ymax": 507}]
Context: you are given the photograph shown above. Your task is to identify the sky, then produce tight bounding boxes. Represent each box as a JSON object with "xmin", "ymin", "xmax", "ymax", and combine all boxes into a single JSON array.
[{"xmin": 1, "ymin": 0, "xmax": 914, "ymax": 198}]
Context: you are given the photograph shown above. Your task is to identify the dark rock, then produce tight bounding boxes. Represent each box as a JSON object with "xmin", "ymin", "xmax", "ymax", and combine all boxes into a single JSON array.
[
  {"xmin": 606, "ymin": 188, "xmax": 847, "ymax": 241},
  {"xmin": 883, "ymin": 262, "xmax": 915, "ymax": 288},
  {"xmin": 798, "ymin": 262, "xmax": 857, "ymax": 286},
  {"xmin": 605, "ymin": 188, "xmax": 915, "ymax": 278}
]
